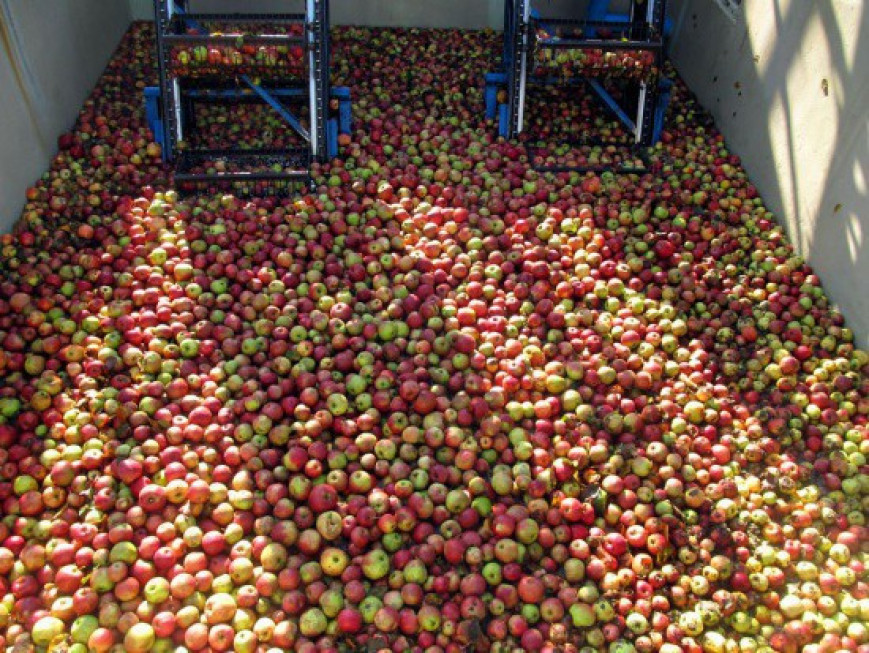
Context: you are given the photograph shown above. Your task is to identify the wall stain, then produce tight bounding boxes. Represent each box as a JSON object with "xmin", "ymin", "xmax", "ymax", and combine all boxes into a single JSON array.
[{"xmin": 0, "ymin": 3, "xmax": 50, "ymax": 152}]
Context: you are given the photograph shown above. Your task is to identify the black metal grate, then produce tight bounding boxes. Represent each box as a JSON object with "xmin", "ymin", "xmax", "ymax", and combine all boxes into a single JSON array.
[
  {"xmin": 175, "ymin": 148, "xmax": 311, "ymax": 180},
  {"xmin": 174, "ymin": 148, "xmax": 313, "ymax": 196}
]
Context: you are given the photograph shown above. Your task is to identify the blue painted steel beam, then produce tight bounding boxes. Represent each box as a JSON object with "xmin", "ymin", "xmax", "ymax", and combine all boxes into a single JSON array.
[
  {"xmin": 485, "ymin": 72, "xmax": 506, "ymax": 120},
  {"xmin": 586, "ymin": 78, "xmax": 636, "ymax": 132},
  {"xmin": 530, "ymin": 75, "xmax": 584, "ymax": 86},
  {"xmin": 332, "ymin": 86, "xmax": 352, "ymax": 134},
  {"xmin": 144, "ymin": 87, "xmax": 166, "ymax": 156},
  {"xmin": 498, "ymin": 103, "xmax": 510, "ymax": 139},
  {"xmin": 327, "ymin": 120, "xmax": 338, "ymax": 158},
  {"xmin": 240, "ymin": 75, "xmax": 311, "ymax": 143},
  {"xmin": 587, "ymin": 0, "xmax": 612, "ymax": 23},
  {"xmin": 652, "ymin": 78, "xmax": 673, "ymax": 144}
]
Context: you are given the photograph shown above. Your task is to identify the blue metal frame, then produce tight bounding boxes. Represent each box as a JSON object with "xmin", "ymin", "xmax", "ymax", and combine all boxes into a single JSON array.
[
  {"xmin": 170, "ymin": 1, "xmax": 204, "ymax": 33},
  {"xmin": 653, "ymin": 78, "xmax": 673, "ymax": 144},
  {"xmin": 144, "ymin": 87, "xmax": 165, "ymax": 153},
  {"xmin": 149, "ymin": 0, "xmax": 350, "ymax": 184},
  {"xmin": 333, "ymin": 85, "xmax": 352, "ymax": 135},
  {"xmin": 485, "ymin": 73, "xmax": 504, "ymax": 121},
  {"xmin": 168, "ymin": 2, "xmax": 313, "ymax": 148},
  {"xmin": 182, "ymin": 87, "xmax": 307, "ymax": 100},
  {"xmin": 489, "ymin": 0, "xmax": 671, "ymax": 148}
]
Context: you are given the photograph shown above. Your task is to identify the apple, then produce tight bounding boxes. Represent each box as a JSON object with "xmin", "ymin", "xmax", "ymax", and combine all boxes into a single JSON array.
[
  {"xmin": 205, "ymin": 593, "xmax": 237, "ymax": 624},
  {"xmin": 337, "ymin": 607, "xmax": 363, "ymax": 633},
  {"xmin": 123, "ymin": 622, "xmax": 156, "ymax": 653},
  {"xmin": 320, "ymin": 547, "xmax": 350, "ymax": 576},
  {"xmin": 299, "ymin": 607, "xmax": 327, "ymax": 637},
  {"xmin": 143, "ymin": 577, "xmax": 170, "ymax": 604},
  {"xmin": 32, "ymin": 616, "xmax": 65, "ymax": 647},
  {"xmin": 361, "ymin": 549, "xmax": 391, "ymax": 581}
]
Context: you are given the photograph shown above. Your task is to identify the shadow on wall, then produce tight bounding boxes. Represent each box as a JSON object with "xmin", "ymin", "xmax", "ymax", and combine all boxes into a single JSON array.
[
  {"xmin": 753, "ymin": 2, "xmax": 867, "ymax": 329},
  {"xmin": 0, "ymin": 8, "xmax": 50, "ymax": 153},
  {"xmin": 670, "ymin": 0, "xmax": 869, "ymax": 348},
  {"xmin": 810, "ymin": 2, "xmax": 869, "ymax": 339},
  {"xmin": 761, "ymin": 2, "xmax": 869, "ymax": 349}
]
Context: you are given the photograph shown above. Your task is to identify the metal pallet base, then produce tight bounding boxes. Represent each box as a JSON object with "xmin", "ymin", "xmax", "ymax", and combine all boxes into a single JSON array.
[{"xmin": 174, "ymin": 148, "xmax": 314, "ymax": 194}]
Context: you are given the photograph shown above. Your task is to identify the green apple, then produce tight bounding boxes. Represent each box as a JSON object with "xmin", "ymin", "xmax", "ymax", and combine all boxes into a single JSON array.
[
  {"xmin": 359, "ymin": 595, "xmax": 382, "ymax": 623},
  {"xmin": 144, "ymin": 577, "xmax": 170, "ymax": 604},
  {"xmin": 516, "ymin": 518, "xmax": 539, "ymax": 544},
  {"xmin": 377, "ymin": 321, "xmax": 396, "ymax": 341},
  {"xmin": 570, "ymin": 603, "xmax": 596, "ymax": 628},
  {"xmin": 13, "ymin": 476, "xmax": 37, "ymax": 495},
  {"xmin": 445, "ymin": 488, "xmax": 470, "ymax": 514},
  {"xmin": 179, "ymin": 338, "xmax": 199, "ymax": 358},
  {"xmin": 403, "ymin": 560, "xmax": 428, "ymax": 584},
  {"xmin": 346, "ymin": 374, "xmax": 367, "ymax": 395},
  {"xmin": 299, "ymin": 608, "xmax": 327, "ymax": 637},
  {"xmin": 482, "ymin": 562, "xmax": 502, "ymax": 586},
  {"xmin": 233, "ymin": 630, "xmax": 256, "ymax": 653},
  {"xmin": 594, "ymin": 599, "xmax": 614, "ymax": 622},
  {"xmin": 148, "ymin": 247, "xmax": 167, "ymax": 266},
  {"xmin": 70, "ymin": 614, "xmax": 98, "ymax": 644},
  {"xmin": 319, "ymin": 588, "xmax": 344, "ymax": 618},
  {"xmin": 418, "ymin": 605, "xmax": 441, "ymax": 632},
  {"xmin": 32, "ymin": 616, "xmax": 65, "ymax": 647},
  {"xmin": 326, "ymin": 393, "xmax": 349, "ymax": 415}
]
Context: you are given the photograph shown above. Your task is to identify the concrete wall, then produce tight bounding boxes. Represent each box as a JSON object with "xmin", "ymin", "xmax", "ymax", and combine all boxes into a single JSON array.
[
  {"xmin": 669, "ymin": 0, "xmax": 869, "ymax": 348},
  {"xmin": 128, "ymin": 0, "xmax": 599, "ymax": 28},
  {"xmin": 0, "ymin": 0, "xmax": 131, "ymax": 231}
]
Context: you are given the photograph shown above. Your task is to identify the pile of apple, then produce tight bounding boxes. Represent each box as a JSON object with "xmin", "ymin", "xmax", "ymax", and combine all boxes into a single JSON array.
[
  {"xmin": 186, "ymin": 103, "xmax": 307, "ymax": 152},
  {"xmin": 169, "ymin": 23, "xmax": 306, "ymax": 79},
  {"xmin": 533, "ymin": 28, "xmax": 658, "ymax": 82},
  {"xmin": 17, "ymin": 22, "xmax": 168, "ymax": 239},
  {"xmin": 0, "ymin": 20, "xmax": 866, "ymax": 653}
]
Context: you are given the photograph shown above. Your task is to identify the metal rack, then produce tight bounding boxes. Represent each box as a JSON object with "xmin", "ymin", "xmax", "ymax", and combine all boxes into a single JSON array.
[
  {"xmin": 486, "ymin": 0, "xmax": 670, "ymax": 151},
  {"xmin": 147, "ymin": 0, "xmax": 350, "ymax": 190}
]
